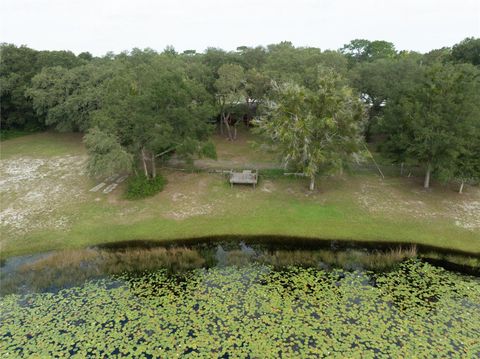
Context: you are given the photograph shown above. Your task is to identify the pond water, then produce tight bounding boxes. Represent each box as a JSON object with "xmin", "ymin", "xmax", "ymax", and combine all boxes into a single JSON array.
[{"xmin": 1, "ymin": 241, "xmax": 479, "ymax": 357}]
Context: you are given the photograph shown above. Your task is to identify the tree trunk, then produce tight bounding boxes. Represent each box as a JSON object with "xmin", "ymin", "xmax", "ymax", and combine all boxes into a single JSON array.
[
  {"xmin": 151, "ymin": 152, "xmax": 156, "ymax": 178},
  {"xmin": 245, "ymin": 97, "xmax": 251, "ymax": 125},
  {"xmin": 423, "ymin": 163, "xmax": 431, "ymax": 189},
  {"xmin": 400, "ymin": 162, "xmax": 404, "ymax": 176},
  {"xmin": 459, "ymin": 181, "xmax": 464, "ymax": 194},
  {"xmin": 309, "ymin": 175, "xmax": 315, "ymax": 191},
  {"xmin": 220, "ymin": 113, "xmax": 224, "ymax": 135},
  {"xmin": 365, "ymin": 120, "xmax": 372, "ymax": 143},
  {"xmin": 141, "ymin": 148, "xmax": 149, "ymax": 178},
  {"xmin": 224, "ymin": 113, "xmax": 232, "ymax": 141}
]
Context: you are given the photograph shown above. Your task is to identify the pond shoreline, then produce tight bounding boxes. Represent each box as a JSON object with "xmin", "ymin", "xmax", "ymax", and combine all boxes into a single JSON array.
[
  {"xmin": 2, "ymin": 236, "xmax": 478, "ymax": 280},
  {"xmin": 94, "ymin": 236, "xmax": 480, "ymax": 276},
  {"xmin": 94, "ymin": 234, "xmax": 480, "ymax": 258}
]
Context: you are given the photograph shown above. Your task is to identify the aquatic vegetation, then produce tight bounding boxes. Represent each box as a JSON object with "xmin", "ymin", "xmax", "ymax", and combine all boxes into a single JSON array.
[
  {"xmin": 1, "ymin": 260, "xmax": 479, "ymax": 357},
  {"xmin": 257, "ymin": 246, "xmax": 418, "ymax": 271},
  {"xmin": 0, "ymin": 247, "xmax": 205, "ymax": 295}
]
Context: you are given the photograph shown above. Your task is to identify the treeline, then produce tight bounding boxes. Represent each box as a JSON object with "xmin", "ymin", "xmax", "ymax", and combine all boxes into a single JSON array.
[
  {"xmin": 0, "ymin": 45, "xmax": 92, "ymax": 130},
  {"xmin": 0, "ymin": 38, "xmax": 479, "ymax": 190}
]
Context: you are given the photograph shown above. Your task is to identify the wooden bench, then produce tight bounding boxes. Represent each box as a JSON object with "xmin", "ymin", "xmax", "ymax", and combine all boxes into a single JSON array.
[{"xmin": 229, "ymin": 170, "xmax": 258, "ymax": 189}]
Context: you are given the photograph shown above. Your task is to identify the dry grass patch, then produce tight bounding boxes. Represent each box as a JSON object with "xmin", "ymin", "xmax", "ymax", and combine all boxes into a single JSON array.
[
  {"xmin": 0, "ymin": 155, "xmax": 89, "ymax": 238},
  {"xmin": 161, "ymin": 172, "xmax": 227, "ymax": 220},
  {"xmin": 354, "ymin": 175, "xmax": 480, "ymax": 231}
]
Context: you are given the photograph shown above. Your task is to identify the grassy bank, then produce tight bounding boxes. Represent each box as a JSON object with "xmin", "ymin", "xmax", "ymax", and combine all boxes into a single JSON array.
[{"xmin": 1, "ymin": 131, "xmax": 479, "ymax": 258}]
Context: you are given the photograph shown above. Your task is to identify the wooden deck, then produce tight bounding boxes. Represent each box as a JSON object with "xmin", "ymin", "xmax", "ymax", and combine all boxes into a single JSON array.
[{"xmin": 229, "ymin": 170, "xmax": 258, "ymax": 188}]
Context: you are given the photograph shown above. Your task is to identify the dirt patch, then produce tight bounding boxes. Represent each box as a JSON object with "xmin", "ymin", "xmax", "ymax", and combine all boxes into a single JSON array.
[
  {"xmin": 260, "ymin": 180, "xmax": 276, "ymax": 193},
  {"xmin": 357, "ymin": 181, "xmax": 430, "ymax": 218},
  {"xmin": 0, "ymin": 155, "xmax": 88, "ymax": 237},
  {"xmin": 165, "ymin": 202, "xmax": 215, "ymax": 220},
  {"xmin": 449, "ymin": 200, "xmax": 480, "ymax": 230},
  {"xmin": 356, "ymin": 177, "xmax": 480, "ymax": 231},
  {"xmin": 161, "ymin": 172, "xmax": 224, "ymax": 220}
]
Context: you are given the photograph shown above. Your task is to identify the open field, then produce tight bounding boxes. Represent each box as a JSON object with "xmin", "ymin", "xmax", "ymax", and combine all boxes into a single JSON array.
[{"xmin": 1, "ymin": 131, "xmax": 479, "ymax": 258}]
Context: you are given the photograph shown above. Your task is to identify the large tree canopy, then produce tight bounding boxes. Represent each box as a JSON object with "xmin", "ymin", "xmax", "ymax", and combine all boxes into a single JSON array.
[
  {"xmin": 87, "ymin": 53, "xmax": 216, "ymax": 178},
  {"xmin": 0, "ymin": 44, "xmax": 39, "ymax": 128},
  {"xmin": 0, "ymin": 43, "xmax": 86, "ymax": 130},
  {"xmin": 341, "ymin": 39, "xmax": 397, "ymax": 64},
  {"xmin": 26, "ymin": 62, "xmax": 112, "ymax": 132},
  {"xmin": 256, "ymin": 68, "xmax": 365, "ymax": 190},
  {"xmin": 379, "ymin": 62, "xmax": 480, "ymax": 188},
  {"xmin": 451, "ymin": 37, "xmax": 480, "ymax": 66},
  {"xmin": 349, "ymin": 54, "xmax": 424, "ymax": 140}
]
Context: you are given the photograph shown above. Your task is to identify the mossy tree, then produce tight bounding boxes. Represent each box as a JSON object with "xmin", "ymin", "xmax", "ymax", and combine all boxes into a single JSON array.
[{"xmin": 256, "ymin": 67, "xmax": 365, "ymax": 191}]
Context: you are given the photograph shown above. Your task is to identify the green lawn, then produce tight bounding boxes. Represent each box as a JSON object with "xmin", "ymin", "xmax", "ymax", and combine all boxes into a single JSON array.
[
  {"xmin": 1, "ymin": 131, "xmax": 85, "ymax": 159},
  {"xmin": 1, "ymin": 131, "xmax": 479, "ymax": 258},
  {"xmin": 0, "ymin": 128, "xmax": 38, "ymax": 142}
]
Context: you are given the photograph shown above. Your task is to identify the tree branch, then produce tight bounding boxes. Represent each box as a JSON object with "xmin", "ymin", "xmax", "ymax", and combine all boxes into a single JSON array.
[{"xmin": 155, "ymin": 147, "xmax": 176, "ymax": 158}]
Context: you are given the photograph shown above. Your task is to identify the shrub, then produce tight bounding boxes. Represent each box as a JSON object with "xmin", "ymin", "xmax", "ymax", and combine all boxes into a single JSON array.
[{"xmin": 124, "ymin": 174, "xmax": 166, "ymax": 200}]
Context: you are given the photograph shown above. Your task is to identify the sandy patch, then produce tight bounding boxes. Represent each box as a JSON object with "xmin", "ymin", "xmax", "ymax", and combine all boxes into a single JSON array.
[
  {"xmin": 449, "ymin": 201, "xmax": 480, "ymax": 230},
  {"xmin": 260, "ymin": 180, "xmax": 276, "ymax": 193},
  {"xmin": 161, "ymin": 172, "xmax": 225, "ymax": 220},
  {"xmin": 0, "ymin": 155, "xmax": 87, "ymax": 237},
  {"xmin": 357, "ymin": 179, "xmax": 433, "ymax": 218},
  {"xmin": 165, "ymin": 191, "xmax": 217, "ymax": 220},
  {"xmin": 356, "ymin": 178, "xmax": 480, "ymax": 231}
]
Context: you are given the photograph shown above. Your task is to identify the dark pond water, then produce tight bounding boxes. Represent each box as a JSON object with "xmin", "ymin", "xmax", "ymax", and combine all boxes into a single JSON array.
[{"xmin": 1, "ymin": 240, "xmax": 479, "ymax": 357}]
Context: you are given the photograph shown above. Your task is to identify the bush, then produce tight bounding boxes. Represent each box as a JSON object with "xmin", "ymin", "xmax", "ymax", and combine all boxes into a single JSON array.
[{"xmin": 124, "ymin": 175, "xmax": 166, "ymax": 200}]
